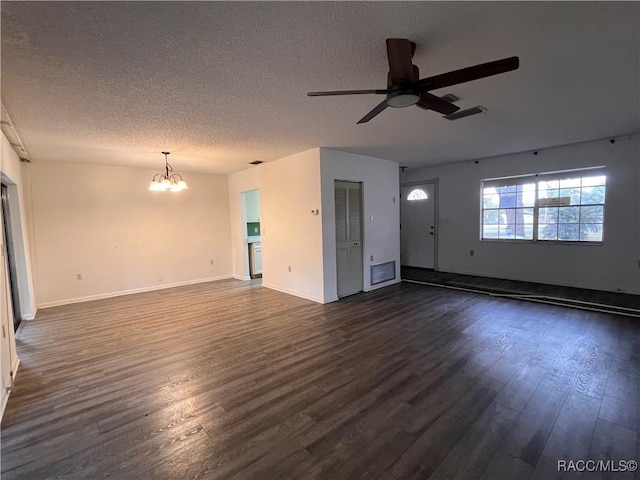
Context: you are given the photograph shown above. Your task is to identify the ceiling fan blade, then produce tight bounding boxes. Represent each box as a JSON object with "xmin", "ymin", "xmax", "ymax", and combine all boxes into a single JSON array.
[
  {"xmin": 386, "ymin": 38, "xmax": 415, "ymax": 83},
  {"xmin": 416, "ymin": 93, "xmax": 460, "ymax": 115},
  {"xmin": 357, "ymin": 100, "xmax": 389, "ymax": 124},
  {"xmin": 416, "ymin": 56, "xmax": 520, "ymax": 91},
  {"xmin": 307, "ymin": 89, "xmax": 387, "ymax": 96}
]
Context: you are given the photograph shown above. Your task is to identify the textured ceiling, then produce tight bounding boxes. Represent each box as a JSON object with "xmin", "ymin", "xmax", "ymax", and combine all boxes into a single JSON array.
[{"xmin": 1, "ymin": 1, "xmax": 639, "ymax": 175}]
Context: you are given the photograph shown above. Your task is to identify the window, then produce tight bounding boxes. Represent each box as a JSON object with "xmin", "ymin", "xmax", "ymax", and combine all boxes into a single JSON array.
[
  {"xmin": 481, "ymin": 169, "xmax": 606, "ymax": 243},
  {"xmin": 407, "ymin": 188, "xmax": 428, "ymax": 201}
]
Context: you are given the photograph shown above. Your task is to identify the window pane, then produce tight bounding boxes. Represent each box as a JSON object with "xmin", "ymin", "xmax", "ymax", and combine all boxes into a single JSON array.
[
  {"xmin": 498, "ymin": 225, "xmax": 515, "ymax": 239},
  {"xmin": 483, "ymin": 193, "xmax": 498, "ymax": 208},
  {"xmin": 580, "ymin": 224, "xmax": 603, "ymax": 242},
  {"xmin": 558, "ymin": 206, "xmax": 579, "ymax": 223},
  {"xmin": 538, "ymin": 188, "xmax": 559, "ymax": 200},
  {"xmin": 539, "ymin": 179, "xmax": 559, "ymax": 190},
  {"xmin": 557, "ymin": 224, "xmax": 579, "ymax": 241},
  {"xmin": 498, "ymin": 209, "xmax": 512, "ymax": 224},
  {"xmin": 498, "ymin": 186, "xmax": 517, "ymax": 208},
  {"xmin": 518, "ymin": 183, "xmax": 536, "ymax": 207},
  {"xmin": 483, "ymin": 209, "xmax": 499, "ymax": 225},
  {"xmin": 538, "ymin": 224, "xmax": 557, "ymax": 240},
  {"xmin": 560, "ymin": 177, "xmax": 581, "ymax": 188},
  {"xmin": 559, "ymin": 188, "xmax": 581, "ymax": 205},
  {"xmin": 580, "ymin": 205, "xmax": 604, "ymax": 224},
  {"xmin": 582, "ymin": 175, "xmax": 606, "ymax": 187},
  {"xmin": 516, "ymin": 208, "xmax": 534, "ymax": 223},
  {"xmin": 539, "ymin": 207, "xmax": 558, "ymax": 224},
  {"xmin": 482, "ymin": 225, "xmax": 499, "ymax": 239},
  {"xmin": 581, "ymin": 185, "xmax": 605, "ymax": 204}
]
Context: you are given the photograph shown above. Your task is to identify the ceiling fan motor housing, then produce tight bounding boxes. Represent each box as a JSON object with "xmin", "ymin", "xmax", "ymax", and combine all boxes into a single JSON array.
[{"xmin": 386, "ymin": 86, "xmax": 420, "ymax": 108}]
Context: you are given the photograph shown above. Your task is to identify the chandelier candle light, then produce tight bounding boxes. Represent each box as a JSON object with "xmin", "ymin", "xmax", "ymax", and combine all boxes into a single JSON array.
[{"xmin": 149, "ymin": 151, "xmax": 188, "ymax": 192}]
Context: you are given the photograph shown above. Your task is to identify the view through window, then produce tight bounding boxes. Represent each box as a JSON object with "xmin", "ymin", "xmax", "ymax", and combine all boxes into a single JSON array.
[{"xmin": 481, "ymin": 170, "xmax": 606, "ymax": 242}]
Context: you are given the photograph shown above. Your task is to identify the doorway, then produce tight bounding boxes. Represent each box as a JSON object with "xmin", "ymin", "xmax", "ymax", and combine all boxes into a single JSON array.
[
  {"xmin": 241, "ymin": 189, "xmax": 262, "ymax": 280},
  {"xmin": 400, "ymin": 183, "xmax": 436, "ymax": 269},
  {"xmin": 335, "ymin": 181, "xmax": 363, "ymax": 298},
  {"xmin": 1, "ymin": 184, "xmax": 21, "ymax": 330}
]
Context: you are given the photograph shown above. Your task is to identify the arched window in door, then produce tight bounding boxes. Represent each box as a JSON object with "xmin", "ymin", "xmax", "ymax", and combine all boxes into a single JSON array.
[{"xmin": 407, "ymin": 188, "xmax": 428, "ymax": 201}]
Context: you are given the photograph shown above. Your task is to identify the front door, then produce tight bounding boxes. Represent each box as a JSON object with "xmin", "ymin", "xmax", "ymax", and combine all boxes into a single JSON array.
[
  {"xmin": 400, "ymin": 183, "xmax": 436, "ymax": 269},
  {"xmin": 335, "ymin": 181, "xmax": 363, "ymax": 298}
]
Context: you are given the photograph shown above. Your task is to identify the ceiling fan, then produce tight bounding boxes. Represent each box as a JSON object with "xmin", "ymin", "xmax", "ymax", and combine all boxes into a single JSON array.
[{"xmin": 308, "ymin": 38, "xmax": 519, "ymax": 124}]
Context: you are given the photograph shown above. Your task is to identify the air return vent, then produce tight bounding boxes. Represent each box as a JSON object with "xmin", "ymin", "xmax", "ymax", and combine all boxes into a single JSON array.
[
  {"xmin": 371, "ymin": 261, "xmax": 396, "ymax": 285},
  {"xmin": 443, "ymin": 106, "xmax": 486, "ymax": 121}
]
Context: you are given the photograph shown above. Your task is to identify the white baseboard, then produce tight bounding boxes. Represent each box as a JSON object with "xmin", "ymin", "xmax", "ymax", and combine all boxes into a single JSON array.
[
  {"xmin": 37, "ymin": 275, "xmax": 234, "ymax": 308},
  {"xmin": 1, "ymin": 392, "xmax": 7, "ymax": 423},
  {"xmin": 22, "ymin": 309, "xmax": 36, "ymax": 320},
  {"xmin": 233, "ymin": 274, "xmax": 251, "ymax": 281},
  {"xmin": 261, "ymin": 282, "xmax": 325, "ymax": 304},
  {"xmin": 365, "ymin": 278, "xmax": 401, "ymax": 293}
]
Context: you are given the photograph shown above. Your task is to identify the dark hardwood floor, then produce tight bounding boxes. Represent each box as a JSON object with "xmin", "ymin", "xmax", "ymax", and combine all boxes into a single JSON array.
[{"xmin": 1, "ymin": 278, "xmax": 639, "ymax": 479}]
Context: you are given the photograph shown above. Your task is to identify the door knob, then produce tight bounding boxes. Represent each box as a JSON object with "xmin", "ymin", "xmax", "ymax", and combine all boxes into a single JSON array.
[{"xmin": 353, "ymin": 241, "xmax": 360, "ymax": 246}]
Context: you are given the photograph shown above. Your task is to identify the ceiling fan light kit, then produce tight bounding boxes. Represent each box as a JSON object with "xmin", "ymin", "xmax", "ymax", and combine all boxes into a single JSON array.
[{"xmin": 308, "ymin": 38, "xmax": 518, "ymax": 124}]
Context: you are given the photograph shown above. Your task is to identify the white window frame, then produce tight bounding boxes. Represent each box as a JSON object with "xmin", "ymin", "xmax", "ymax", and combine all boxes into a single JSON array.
[{"xmin": 480, "ymin": 167, "xmax": 607, "ymax": 244}]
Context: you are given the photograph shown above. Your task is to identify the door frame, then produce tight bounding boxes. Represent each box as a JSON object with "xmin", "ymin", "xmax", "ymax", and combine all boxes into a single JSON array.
[
  {"xmin": 1, "ymin": 184, "xmax": 22, "ymax": 329},
  {"xmin": 400, "ymin": 178, "xmax": 439, "ymax": 271},
  {"xmin": 334, "ymin": 179, "xmax": 364, "ymax": 298}
]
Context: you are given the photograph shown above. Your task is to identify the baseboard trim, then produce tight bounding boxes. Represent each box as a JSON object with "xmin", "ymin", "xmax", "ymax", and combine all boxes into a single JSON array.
[
  {"xmin": 233, "ymin": 274, "xmax": 251, "ymax": 281},
  {"xmin": 365, "ymin": 278, "xmax": 401, "ymax": 293},
  {"xmin": 23, "ymin": 309, "xmax": 36, "ymax": 321},
  {"xmin": 37, "ymin": 275, "xmax": 234, "ymax": 308},
  {"xmin": 261, "ymin": 282, "xmax": 325, "ymax": 304}
]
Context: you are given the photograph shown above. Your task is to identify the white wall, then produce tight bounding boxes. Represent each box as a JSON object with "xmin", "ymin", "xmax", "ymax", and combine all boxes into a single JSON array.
[
  {"xmin": 320, "ymin": 148, "xmax": 401, "ymax": 303},
  {"xmin": 29, "ymin": 160, "xmax": 233, "ymax": 306},
  {"xmin": 402, "ymin": 135, "xmax": 640, "ymax": 294},
  {"xmin": 228, "ymin": 166, "xmax": 263, "ymax": 280},
  {"xmin": 260, "ymin": 149, "xmax": 325, "ymax": 303}
]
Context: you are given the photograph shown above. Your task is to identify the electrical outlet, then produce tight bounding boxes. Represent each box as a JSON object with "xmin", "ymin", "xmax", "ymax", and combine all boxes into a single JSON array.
[
  {"xmin": 76, "ymin": 273, "xmax": 82, "ymax": 280},
  {"xmin": 370, "ymin": 255, "xmax": 374, "ymax": 262},
  {"xmin": 470, "ymin": 250, "xmax": 474, "ymax": 256}
]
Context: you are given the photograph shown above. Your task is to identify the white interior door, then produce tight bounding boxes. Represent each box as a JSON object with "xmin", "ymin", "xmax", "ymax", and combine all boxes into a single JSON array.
[
  {"xmin": 335, "ymin": 181, "xmax": 363, "ymax": 298},
  {"xmin": 400, "ymin": 183, "xmax": 436, "ymax": 268}
]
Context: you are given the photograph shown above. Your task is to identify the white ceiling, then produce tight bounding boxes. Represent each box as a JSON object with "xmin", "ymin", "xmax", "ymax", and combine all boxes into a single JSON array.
[{"xmin": 1, "ymin": 2, "xmax": 639, "ymax": 175}]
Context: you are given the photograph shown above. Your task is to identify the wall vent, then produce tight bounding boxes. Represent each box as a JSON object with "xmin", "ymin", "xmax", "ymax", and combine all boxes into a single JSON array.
[{"xmin": 371, "ymin": 261, "xmax": 396, "ymax": 285}]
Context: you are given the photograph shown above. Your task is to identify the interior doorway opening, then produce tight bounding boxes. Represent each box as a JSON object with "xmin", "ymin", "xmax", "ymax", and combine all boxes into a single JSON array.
[{"xmin": 241, "ymin": 189, "xmax": 262, "ymax": 280}]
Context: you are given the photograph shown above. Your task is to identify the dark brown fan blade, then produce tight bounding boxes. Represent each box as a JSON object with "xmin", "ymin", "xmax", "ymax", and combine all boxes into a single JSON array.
[
  {"xmin": 416, "ymin": 93, "xmax": 460, "ymax": 115},
  {"xmin": 416, "ymin": 56, "xmax": 519, "ymax": 91},
  {"xmin": 308, "ymin": 89, "xmax": 387, "ymax": 96},
  {"xmin": 386, "ymin": 38, "xmax": 415, "ymax": 83},
  {"xmin": 357, "ymin": 100, "xmax": 388, "ymax": 124}
]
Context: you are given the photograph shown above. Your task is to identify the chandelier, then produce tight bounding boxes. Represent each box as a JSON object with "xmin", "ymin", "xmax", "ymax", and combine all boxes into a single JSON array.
[{"xmin": 149, "ymin": 151, "xmax": 188, "ymax": 192}]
